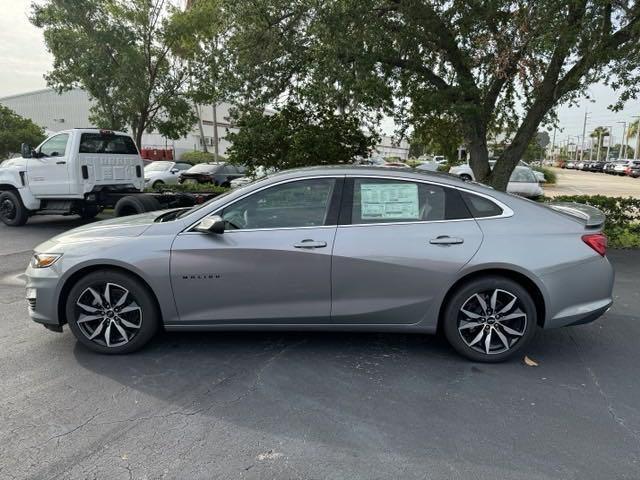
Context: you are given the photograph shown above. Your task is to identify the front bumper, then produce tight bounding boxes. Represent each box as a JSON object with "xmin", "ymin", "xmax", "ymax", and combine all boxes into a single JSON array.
[{"xmin": 25, "ymin": 263, "xmax": 63, "ymax": 328}]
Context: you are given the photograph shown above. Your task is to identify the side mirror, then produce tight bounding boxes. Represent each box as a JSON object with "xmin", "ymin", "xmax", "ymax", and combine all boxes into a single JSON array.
[
  {"xmin": 170, "ymin": 168, "xmax": 179, "ymax": 174},
  {"xmin": 195, "ymin": 215, "xmax": 225, "ymax": 234},
  {"xmin": 21, "ymin": 143, "xmax": 32, "ymax": 158}
]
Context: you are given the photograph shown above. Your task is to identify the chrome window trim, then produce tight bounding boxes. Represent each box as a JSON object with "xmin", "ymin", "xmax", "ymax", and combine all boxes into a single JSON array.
[{"xmin": 181, "ymin": 172, "xmax": 513, "ymax": 234}]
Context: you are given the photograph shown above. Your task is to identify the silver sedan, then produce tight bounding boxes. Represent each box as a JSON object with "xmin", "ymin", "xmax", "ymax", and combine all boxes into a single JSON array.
[{"xmin": 26, "ymin": 167, "xmax": 614, "ymax": 362}]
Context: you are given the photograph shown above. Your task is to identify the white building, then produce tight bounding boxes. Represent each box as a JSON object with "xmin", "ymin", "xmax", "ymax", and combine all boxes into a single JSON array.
[{"xmin": 0, "ymin": 88, "xmax": 410, "ymax": 160}]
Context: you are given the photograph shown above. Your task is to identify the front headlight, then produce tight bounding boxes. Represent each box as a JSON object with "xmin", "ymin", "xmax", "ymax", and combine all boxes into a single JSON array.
[{"xmin": 31, "ymin": 253, "xmax": 62, "ymax": 269}]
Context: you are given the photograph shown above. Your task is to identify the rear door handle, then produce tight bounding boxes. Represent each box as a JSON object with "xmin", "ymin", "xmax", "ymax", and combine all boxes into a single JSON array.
[
  {"xmin": 429, "ymin": 236, "xmax": 464, "ymax": 245},
  {"xmin": 293, "ymin": 239, "xmax": 327, "ymax": 249},
  {"xmin": 56, "ymin": 161, "xmax": 66, "ymax": 165}
]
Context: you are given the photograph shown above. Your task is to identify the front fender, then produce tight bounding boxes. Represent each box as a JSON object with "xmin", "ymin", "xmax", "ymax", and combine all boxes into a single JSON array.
[{"xmin": 0, "ymin": 163, "xmax": 40, "ymax": 210}]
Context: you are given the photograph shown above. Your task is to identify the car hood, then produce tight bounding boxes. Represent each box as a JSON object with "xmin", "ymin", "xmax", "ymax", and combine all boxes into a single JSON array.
[{"xmin": 40, "ymin": 211, "xmax": 168, "ymax": 248}]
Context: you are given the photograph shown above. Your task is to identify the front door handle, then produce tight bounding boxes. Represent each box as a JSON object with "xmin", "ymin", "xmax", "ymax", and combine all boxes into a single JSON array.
[
  {"xmin": 56, "ymin": 161, "xmax": 66, "ymax": 165},
  {"xmin": 429, "ymin": 236, "xmax": 464, "ymax": 245},
  {"xmin": 293, "ymin": 239, "xmax": 327, "ymax": 249}
]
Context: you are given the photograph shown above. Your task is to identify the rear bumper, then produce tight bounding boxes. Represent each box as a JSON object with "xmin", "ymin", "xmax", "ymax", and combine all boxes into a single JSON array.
[{"xmin": 541, "ymin": 255, "xmax": 615, "ymax": 329}]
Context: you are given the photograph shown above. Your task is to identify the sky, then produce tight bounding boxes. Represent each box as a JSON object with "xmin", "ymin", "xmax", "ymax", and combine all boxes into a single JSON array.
[{"xmin": 1, "ymin": 0, "xmax": 639, "ymax": 147}]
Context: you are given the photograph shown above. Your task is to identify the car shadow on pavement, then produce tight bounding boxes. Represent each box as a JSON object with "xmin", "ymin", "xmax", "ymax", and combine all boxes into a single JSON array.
[{"xmin": 68, "ymin": 326, "xmax": 609, "ymax": 460}]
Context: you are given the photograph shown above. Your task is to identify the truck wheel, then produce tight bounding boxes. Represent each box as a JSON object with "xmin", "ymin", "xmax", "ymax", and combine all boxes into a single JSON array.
[
  {"xmin": 114, "ymin": 194, "xmax": 162, "ymax": 217},
  {"xmin": 0, "ymin": 190, "xmax": 29, "ymax": 226},
  {"xmin": 80, "ymin": 205, "xmax": 102, "ymax": 220}
]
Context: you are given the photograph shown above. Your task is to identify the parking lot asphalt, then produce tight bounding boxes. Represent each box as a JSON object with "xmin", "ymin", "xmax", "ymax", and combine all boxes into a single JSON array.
[
  {"xmin": 1, "ymin": 216, "xmax": 640, "ymax": 480},
  {"xmin": 545, "ymin": 167, "xmax": 640, "ymax": 198}
]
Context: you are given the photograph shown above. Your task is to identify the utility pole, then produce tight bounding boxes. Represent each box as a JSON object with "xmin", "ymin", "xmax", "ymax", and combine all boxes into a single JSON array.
[
  {"xmin": 589, "ymin": 135, "xmax": 594, "ymax": 161},
  {"xmin": 596, "ymin": 130, "xmax": 602, "ymax": 162},
  {"xmin": 605, "ymin": 126, "xmax": 611, "ymax": 162},
  {"xmin": 634, "ymin": 116, "xmax": 640, "ymax": 161},
  {"xmin": 574, "ymin": 135, "xmax": 581, "ymax": 162},
  {"xmin": 580, "ymin": 110, "xmax": 589, "ymax": 162},
  {"xmin": 617, "ymin": 121, "xmax": 627, "ymax": 160},
  {"xmin": 550, "ymin": 127, "xmax": 556, "ymax": 163}
]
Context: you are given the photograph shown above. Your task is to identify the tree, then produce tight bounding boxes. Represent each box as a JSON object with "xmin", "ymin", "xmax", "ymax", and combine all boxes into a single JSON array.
[
  {"xmin": 31, "ymin": 0, "xmax": 197, "ymax": 147},
  {"xmin": 0, "ymin": 106, "xmax": 46, "ymax": 159},
  {"xmin": 590, "ymin": 126, "xmax": 611, "ymax": 159},
  {"xmin": 411, "ymin": 114, "xmax": 464, "ymax": 164},
  {"xmin": 224, "ymin": 104, "xmax": 378, "ymax": 172},
  {"xmin": 176, "ymin": 0, "xmax": 640, "ymax": 190}
]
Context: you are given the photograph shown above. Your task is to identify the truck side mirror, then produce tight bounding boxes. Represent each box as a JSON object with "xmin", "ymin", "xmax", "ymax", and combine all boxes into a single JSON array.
[
  {"xmin": 194, "ymin": 215, "xmax": 225, "ymax": 234},
  {"xmin": 21, "ymin": 143, "xmax": 32, "ymax": 158}
]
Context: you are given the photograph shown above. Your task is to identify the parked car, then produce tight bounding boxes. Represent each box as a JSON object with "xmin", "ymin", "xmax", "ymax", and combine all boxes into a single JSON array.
[
  {"xmin": 622, "ymin": 160, "xmax": 640, "ymax": 176},
  {"xmin": 564, "ymin": 161, "xmax": 575, "ymax": 169},
  {"xmin": 584, "ymin": 161, "xmax": 606, "ymax": 172},
  {"xmin": 628, "ymin": 165, "xmax": 640, "ymax": 178},
  {"xmin": 448, "ymin": 161, "xmax": 544, "ymax": 198},
  {"xmin": 415, "ymin": 160, "xmax": 441, "ymax": 172},
  {"xmin": 602, "ymin": 162, "xmax": 616, "ymax": 174},
  {"xmin": 178, "ymin": 162, "xmax": 246, "ymax": 186},
  {"xmin": 613, "ymin": 160, "xmax": 637, "ymax": 176},
  {"xmin": 26, "ymin": 166, "xmax": 613, "ymax": 362},
  {"xmin": 229, "ymin": 166, "xmax": 274, "ymax": 188},
  {"xmin": 144, "ymin": 161, "xmax": 193, "ymax": 188}
]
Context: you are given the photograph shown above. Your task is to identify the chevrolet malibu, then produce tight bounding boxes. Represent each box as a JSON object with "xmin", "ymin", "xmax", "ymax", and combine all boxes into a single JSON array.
[{"xmin": 26, "ymin": 166, "xmax": 614, "ymax": 362}]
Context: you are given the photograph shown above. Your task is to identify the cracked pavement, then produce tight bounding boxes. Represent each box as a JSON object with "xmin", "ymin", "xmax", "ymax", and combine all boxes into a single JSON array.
[{"xmin": 1, "ymin": 216, "xmax": 640, "ymax": 479}]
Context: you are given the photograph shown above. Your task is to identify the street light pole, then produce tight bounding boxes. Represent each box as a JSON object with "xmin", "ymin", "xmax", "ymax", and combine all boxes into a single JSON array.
[
  {"xmin": 634, "ymin": 116, "xmax": 640, "ymax": 161},
  {"xmin": 605, "ymin": 126, "xmax": 611, "ymax": 162},
  {"xmin": 617, "ymin": 121, "xmax": 627, "ymax": 160},
  {"xmin": 580, "ymin": 110, "xmax": 589, "ymax": 162}
]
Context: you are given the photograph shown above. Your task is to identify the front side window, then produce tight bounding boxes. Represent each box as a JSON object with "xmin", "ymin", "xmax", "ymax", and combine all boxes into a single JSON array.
[
  {"xmin": 40, "ymin": 134, "xmax": 69, "ymax": 157},
  {"xmin": 221, "ymin": 178, "xmax": 336, "ymax": 230},
  {"xmin": 145, "ymin": 161, "xmax": 172, "ymax": 172},
  {"xmin": 350, "ymin": 178, "xmax": 470, "ymax": 224}
]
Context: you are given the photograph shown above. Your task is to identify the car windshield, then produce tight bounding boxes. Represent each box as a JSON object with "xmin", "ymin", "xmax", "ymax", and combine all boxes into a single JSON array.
[
  {"xmin": 186, "ymin": 163, "xmax": 222, "ymax": 173},
  {"xmin": 145, "ymin": 161, "xmax": 172, "ymax": 172}
]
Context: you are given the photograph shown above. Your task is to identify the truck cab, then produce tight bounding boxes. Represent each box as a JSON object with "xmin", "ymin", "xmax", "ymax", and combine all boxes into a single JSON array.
[{"xmin": 0, "ymin": 129, "xmax": 144, "ymax": 225}]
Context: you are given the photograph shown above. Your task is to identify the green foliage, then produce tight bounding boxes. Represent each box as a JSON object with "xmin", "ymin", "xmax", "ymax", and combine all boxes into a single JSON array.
[
  {"xmin": 145, "ymin": 183, "xmax": 229, "ymax": 194},
  {"xmin": 180, "ymin": 151, "xmax": 225, "ymax": 164},
  {"xmin": 0, "ymin": 106, "xmax": 46, "ymax": 159},
  {"xmin": 225, "ymin": 104, "xmax": 378, "ymax": 172},
  {"xmin": 533, "ymin": 166, "xmax": 557, "ymax": 184},
  {"xmin": 31, "ymin": 0, "xmax": 196, "ymax": 146},
  {"xmin": 410, "ymin": 114, "xmax": 464, "ymax": 164},
  {"xmin": 173, "ymin": 0, "xmax": 640, "ymax": 192},
  {"xmin": 549, "ymin": 195, "xmax": 640, "ymax": 248}
]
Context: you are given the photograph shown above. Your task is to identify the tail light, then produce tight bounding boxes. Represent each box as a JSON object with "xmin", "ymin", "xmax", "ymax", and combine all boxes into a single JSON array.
[
  {"xmin": 582, "ymin": 233, "xmax": 607, "ymax": 256},
  {"xmin": 625, "ymin": 167, "xmax": 631, "ymax": 174}
]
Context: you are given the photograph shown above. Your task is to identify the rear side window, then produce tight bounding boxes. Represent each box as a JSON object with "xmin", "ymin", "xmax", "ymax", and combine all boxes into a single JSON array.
[
  {"xmin": 79, "ymin": 133, "xmax": 138, "ymax": 154},
  {"xmin": 176, "ymin": 163, "xmax": 192, "ymax": 170},
  {"xmin": 188, "ymin": 164, "xmax": 220, "ymax": 173},
  {"xmin": 348, "ymin": 178, "xmax": 472, "ymax": 224},
  {"xmin": 461, "ymin": 192, "xmax": 503, "ymax": 218}
]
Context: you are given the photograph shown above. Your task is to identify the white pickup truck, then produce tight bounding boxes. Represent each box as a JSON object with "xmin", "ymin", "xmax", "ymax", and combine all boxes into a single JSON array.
[{"xmin": 0, "ymin": 129, "xmax": 216, "ymax": 226}]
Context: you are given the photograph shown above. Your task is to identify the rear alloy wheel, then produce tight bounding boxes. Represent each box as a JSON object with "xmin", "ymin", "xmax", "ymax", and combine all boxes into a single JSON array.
[
  {"xmin": 66, "ymin": 270, "xmax": 159, "ymax": 354},
  {"xmin": 443, "ymin": 277, "xmax": 537, "ymax": 362}
]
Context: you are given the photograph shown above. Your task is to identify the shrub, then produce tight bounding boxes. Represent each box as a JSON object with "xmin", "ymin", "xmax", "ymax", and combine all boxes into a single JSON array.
[
  {"xmin": 546, "ymin": 195, "xmax": 640, "ymax": 248},
  {"xmin": 533, "ymin": 166, "xmax": 557, "ymax": 184},
  {"xmin": 180, "ymin": 151, "xmax": 226, "ymax": 164}
]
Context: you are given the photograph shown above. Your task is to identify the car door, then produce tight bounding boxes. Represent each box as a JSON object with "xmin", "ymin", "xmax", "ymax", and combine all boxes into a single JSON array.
[
  {"xmin": 331, "ymin": 177, "xmax": 484, "ymax": 326},
  {"xmin": 26, "ymin": 133, "xmax": 71, "ymax": 196},
  {"xmin": 170, "ymin": 176, "xmax": 342, "ymax": 324}
]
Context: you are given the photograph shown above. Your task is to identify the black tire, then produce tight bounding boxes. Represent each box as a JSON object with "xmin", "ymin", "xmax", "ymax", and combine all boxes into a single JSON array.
[
  {"xmin": 79, "ymin": 204, "xmax": 101, "ymax": 220},
  {"xmin": 65, "ymin": 270, "xmax": 159, "ymax": 354},
  {"xmin": 459, "ymin": 174, "xmax": 472, "ymax": 182},
  {"xmin": 152, "ymin": 180, "xmax": 165, "ymax": 189},
  {"xmin": 442, "ymin": 276, "xmax": 537, "ymax": 363},
  {"xmin": 0, "ymin": 190, "xmax": 29, "ymax": 226},
  {"xmin": 114, "ymin": 194, "xmax": 162, "ymax": 217}
]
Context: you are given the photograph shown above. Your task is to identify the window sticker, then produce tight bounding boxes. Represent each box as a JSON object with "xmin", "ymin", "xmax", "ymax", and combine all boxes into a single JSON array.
[{"xmin": 360, "ymin": 183, "xmax": 419, "ymax": 219}]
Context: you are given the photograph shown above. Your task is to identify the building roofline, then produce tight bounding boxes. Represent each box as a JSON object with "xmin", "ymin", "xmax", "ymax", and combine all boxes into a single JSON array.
[{"xmin": 0, "ymin": 87, "xmax": 83, "ymax": 102}]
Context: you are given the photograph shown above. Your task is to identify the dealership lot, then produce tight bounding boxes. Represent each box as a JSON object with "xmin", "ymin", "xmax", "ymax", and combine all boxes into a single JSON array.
[
  {"xmin": 1, "ymin": 217, "xmax": 640, "ymax": 479},
  {"xmin": 545, "ymin": 167, "xmax": 640, "ymax": 198}
]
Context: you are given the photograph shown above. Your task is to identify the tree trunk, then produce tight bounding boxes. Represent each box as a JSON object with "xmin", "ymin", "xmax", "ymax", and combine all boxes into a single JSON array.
[{"xmin": 464, "ymin": 120, "xmax": 491, "ymax": 182}]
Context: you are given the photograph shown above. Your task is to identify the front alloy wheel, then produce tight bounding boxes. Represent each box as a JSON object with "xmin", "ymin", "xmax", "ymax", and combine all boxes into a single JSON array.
[
  {"xmin": 66, "ymin": 270, "xmax": 159, "ymax": 354},
  {"xmin": 75, "ymin": 283, "xmax": 143, "ymax": 347}
]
